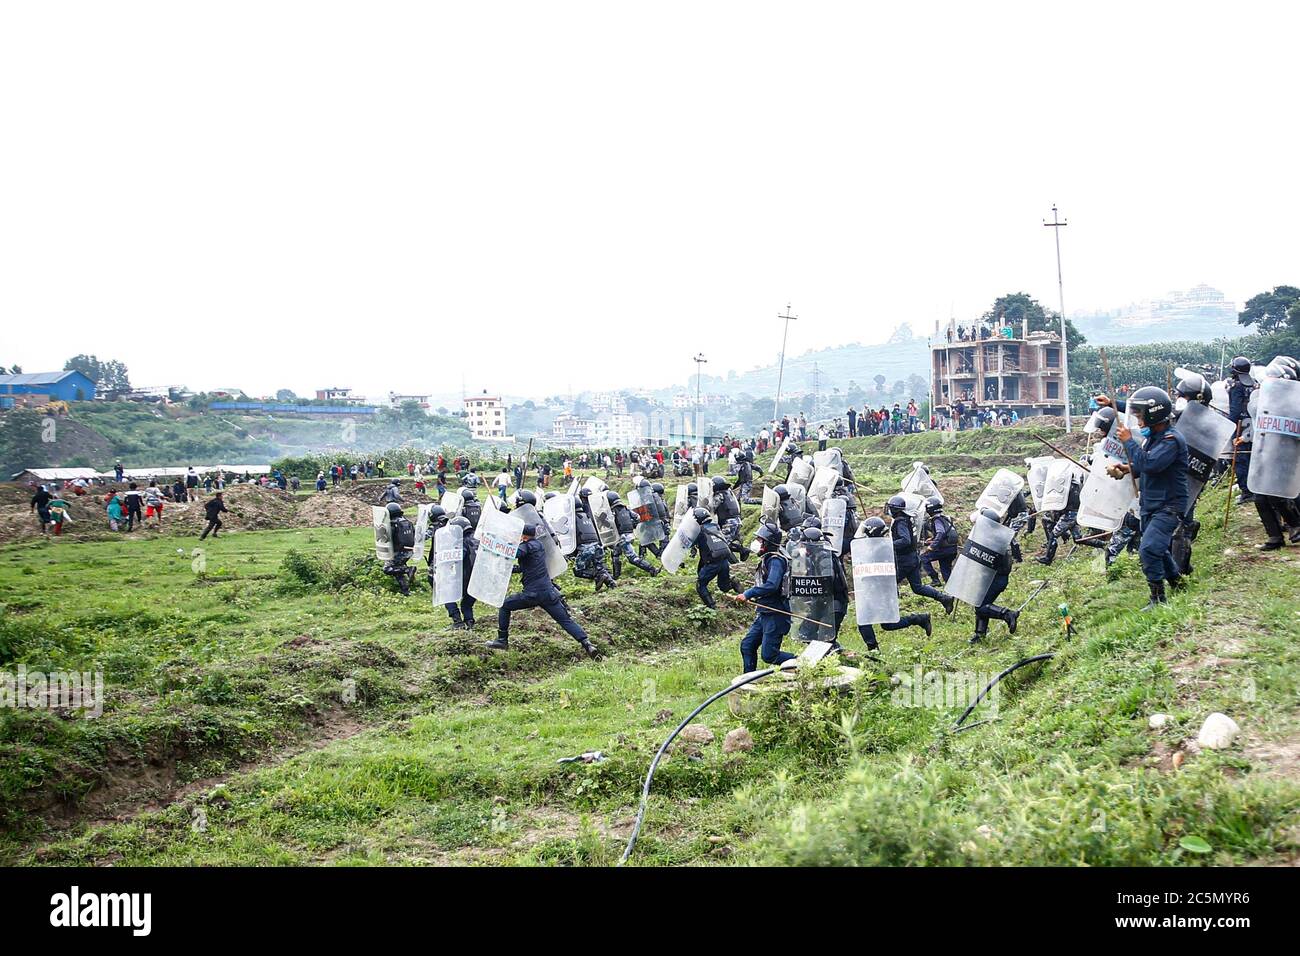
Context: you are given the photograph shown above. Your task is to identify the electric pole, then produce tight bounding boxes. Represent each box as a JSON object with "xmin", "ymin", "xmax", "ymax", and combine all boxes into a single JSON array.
[
  {"xmin": 773, "ymin": 304, "xmax": 797, "ymax": 423},
  {"xmin": 693, "ymin": 353, "xmax": 708, "ymax": 442},
  {"xmin": 1044, "ymin": 205, "xmax": 1071, "ymax": 433}
]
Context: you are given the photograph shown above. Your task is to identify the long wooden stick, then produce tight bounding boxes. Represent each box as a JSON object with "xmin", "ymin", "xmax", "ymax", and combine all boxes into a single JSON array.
[
  {"xmin": 732, "ymin": 595, "xmax": 835, "ymax": 628},
  {"xmin": 1033, "ymin": 433, "xmax": 1088, "ymax": 471},
  {"xmin": 1222, "ymin": 423, "xmax": 1240, "ymax": 532},
  {"xmin": 1075, "ymin": 529, "xmax": 1113, "ymax": 544}
]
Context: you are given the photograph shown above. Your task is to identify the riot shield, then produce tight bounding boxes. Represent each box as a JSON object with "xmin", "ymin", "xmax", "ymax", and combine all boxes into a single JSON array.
[
  {"xmin": 1039, "ymin": 459, "xmax": 1076, "ymax": 513},
  {"xmin": 1076, "ymin": 431, "xmax": 1136, "ymax": 532},
  {"xmin": 812, "ymin": 448, "xmax": 842, "ymax": 473},
  {"xmin": 1024, "ymin": 456, "xmax": 1055, "ymax": 512},
  {"xmin": 945, "ymin": 513, "xmax": 1015, "ymax": 607},
  {"xmin": 434, "ymin": 524, "xmax": 464, "ymax": 605},
  {"xmin": 1247, "ymin": 377, "xmax": 1300, "ymax": 499},
  {"xmin": 820, "ymin": 496, "xmax": 847, "ymax": 554},
  {"xmin": 1177, "ymin": 400, "xmax": 1237, "ymax": 503},
  {"xmin": 807, "ymin": 465, "xmax": 840, "ymax": 507},
  {"xmin": 628, "ymin": 486, "xmax": 665, "ymax": 546},
  {"xmin": 851, "ymin": 535, "xmax": 899, "ymax": 626},
  {"xmin": 789, "ymin": 540, "xmax": 836, "ymax": 641},
  {"xmin": 413, "ymin": 503, "xmax": 434, "ymax": 560},
  {"xmin": 660, "ymin": 511, "xmax": 701, "ymax": 575},
  {"xmin": 485, "ymin": 493, "xmax": 500, "ymax": 512},
  {"xmin": 672, "ymin": 484, "xmax": 690, "ymax": 530},
  {"xmin": 789, "ymin": 456, "xmax": 815, "ymax": 490},
  {"xmin": 587, "ymin": 489, "xmax": 620, "ymax": 547},
  {"xmin": 515, "ymin": 502, "xmax": 567, "ymax": 578},
  {"xmin": 973, "ymin": 468, "xmax": 1025, "ymax": 520},
  {"xmin": 372, "ymin": 506, "xmax": 394, "ymax": 562},
  {"xmin": 441, "ymin": 491, "xmax": 463, "ymax": 518},
  {"xmin": 582, "ymin": 476, "xmax": 607, "ymax": 496},
  {"xmin": 898, "ymin": 491, "xmax": 928, "ymax": 540},
  {"xmin": 542, "ymin": 493, "xmax": 577, "ymax": 555},
  {"xmin": 466, "ymin": 506, "xmax": 526, "ymax": 608},
  {"xmin": 900, "ymin": 461, "xmax": 940, "ymax": 502},
  {"xmin": 762, "ymin": 485, "xmax": 780, "ymax": 526},
  {"xmin": 769, "ymin": 436, "xmax": 793, "ymax": 474}
]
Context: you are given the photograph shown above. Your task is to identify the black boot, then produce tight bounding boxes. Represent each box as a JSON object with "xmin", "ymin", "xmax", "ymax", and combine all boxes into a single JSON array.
[
  {"xmin": 1005, "ymin": 607, "xmax": 1020, "ymax": 635},
  {"xmin": 485, "ymin": 635, "xmax": 509, "ymax": 650},
  {"xmin": 969, "ymin": 617, "xmax": 988, "ymax": 644},
  {"xmin": 918, "ymin": 613, "xmax": 933, "ymax": 637},
  {"xmin": 1167, "ymin": 575, "xmax": 1186, "ymax": 594},
  {"xmin": 940, "ymin": 593, "xmax": 956, "ymax": 616},
  {"xmin": 1143, "ymin": 580, "xmax": 1166, "ymax": 610},
  {"xmin": 1259, "ymin": 539, "xmax": 1284, "ymax": 551},
  {"xmin": 579, "ymin": 639, "xmax": 602, "ymax": 659}
]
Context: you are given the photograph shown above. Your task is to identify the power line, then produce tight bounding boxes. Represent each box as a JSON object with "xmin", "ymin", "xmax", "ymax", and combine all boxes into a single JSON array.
[
  {"xmin": 773, "ymin": 304, "xmax": 797, "ymax": 423},
  {"xmin": 1043, "ymin": 204, "xmax": 1071, "ymax": 433}
]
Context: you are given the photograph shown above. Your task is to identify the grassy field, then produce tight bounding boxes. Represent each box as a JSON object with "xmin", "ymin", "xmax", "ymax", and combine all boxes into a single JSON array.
[{"xmin": 2, "ymin": 428, "xmax": 1297, "ymax": 865}]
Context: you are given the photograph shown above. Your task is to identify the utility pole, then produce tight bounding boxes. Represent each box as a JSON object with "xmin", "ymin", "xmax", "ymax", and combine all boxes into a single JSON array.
[
  {"xmin": 693, "ymin": 353, "xmax": 708, "ymax": 442},
  {"xmin": 773, "ymin": 304, "xmax": 797, "ymax": 423},
  {"xmin": 1044, "ymin": 205, "xmax": 1072, "ymax": 433}
]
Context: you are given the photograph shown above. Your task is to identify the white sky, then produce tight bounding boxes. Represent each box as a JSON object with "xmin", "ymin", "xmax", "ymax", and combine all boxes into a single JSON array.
[{"xmin": 3, "ymin": 1, "xmax": 1297, "ymax": 401}]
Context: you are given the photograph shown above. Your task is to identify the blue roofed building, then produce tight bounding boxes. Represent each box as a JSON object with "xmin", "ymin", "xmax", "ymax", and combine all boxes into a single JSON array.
[{"xmin": 0, "ymin": 370, "xmax": 97, "ymax": 407}]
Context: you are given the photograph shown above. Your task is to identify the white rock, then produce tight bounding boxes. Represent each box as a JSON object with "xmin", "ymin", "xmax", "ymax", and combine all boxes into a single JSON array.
[
  {"xmin": 1148, "ymin": 713, "xmax": 1169, "ymax": 729},
  {"xmin": 1196, "ymin": 712, "xmax": 1240, "ymax": 750},
  {"xmin": 678, "ymin": 724, "xmax": 715, "ymax": 745},
  {"xmin": 723, "ymin": 727, "xmax": 754, "ymax": 753}
]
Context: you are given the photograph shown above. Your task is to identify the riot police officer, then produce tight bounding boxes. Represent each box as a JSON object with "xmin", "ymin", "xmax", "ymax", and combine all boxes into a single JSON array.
[
  {"xmin": 1108, "ymin": 386, "xmax": 1189, "ymax": 607},
  {"xmin": 459, "ymin": 486, "xmax": 482, "ymax": 532},
  {"xmin": 443, "ymin": 514, "xmax": 478, "ymax": 629},
  {"xmin": 692, "ymin": 506, "xmax": 737, "ymax": 609},
  {"xmin": 970, "ymin": 508, "xmax": 1021, "ymax": 643},
  {"xmin": 486, "ymin": 522, "xmax": 601, "ymax": 658},
  {"xmin": 888, "ymin": 495, "xmax": 956, "ymax": 614},
  {"xmin": 921, "ymin": 496, "xmax": 959, "ymax": 584},
  {"xmin": 772, "ymin": 484, "xmax": 805, "ymax": 532},
  {"xmin": 852, "ymin": 516, "xmax": 932, "ymax": 651},
  {"xmin": 608, "ymin": 490, "xmax": 661, "ymax": 579},
  {"xmin": 1037, "ymin": 470, "xmax": 1084, "ymax": 565},
  {"xmin": 711, "ymin": 475, "xmax": 749, "ymax": 561},
  {"xmin": 382, "ymin": 502, "xmax": 417, "ymax": 596},
  {"xmin": 732, "ymin": 449, "xmax": 764, "ymax": 505},
  {"xmin": 730, "ymin": 522, "xmax": 797, "ymax": 673},
  {"xmin": 574, "ymin": 487, "xmax": 618, "ymax": 591}
]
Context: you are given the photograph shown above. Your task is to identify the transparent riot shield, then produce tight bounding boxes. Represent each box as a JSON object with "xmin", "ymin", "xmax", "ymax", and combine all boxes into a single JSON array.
[
  {"xmin": 762, "ymin": 485, "xmax": 780, "ymax": 526},
  {"xmin": 587, "ymin": 488, "xmax": 620, "ymax": 547},
  {"xmin": 851, "ymin": 535, "xmax": 899, "ymax": 626},
  {"xmin": 899, "ymin": 491, "xmax": 928, "ymax": 540},
  {"xmin": 515, "ymin": 502, "xmax": 567, "ymax": 579},
  {"xmin": 441, "ymin": 491, "xmax": 463, "ymax": 518},
  {"xmin": 1247, "ymin": 377, "xmax": 1300, "ymax": 499},
  {"xmin": 1076, "ymin": 431, "xmax": 1137, "ymax": 532},
  {"xmin": 1024, "ymin": 456, "xmax": 1055, "ymax": 512},
  {"xmin": 812, "ymin": 448, "xmax": 842, "ymax": 473},
  {"xmin": 466, "ymin": 506, "xmax": 526, "ymax": 608},
  {"xmin": 1039, "ymin": 458, "xmax": 1076, "ymax": 513},
  {"xmin": 789, "ymin": 456, "xmax": 815, "ymax": 491},
  {"xmin": 372, "ymin": 506, "xmax": 394, "ymax": 562},
  {"xmin": 660, "ymin": 511, "xmax": 701, "ymax": 575},
  {"xmin": 1177, "ymin": 400, "xmax": 1237, "ymax": 503},
  {"xmin": 789, "ymin": 540, "xmax": 836, "ymax": 641},
  {"xmin": 672, "ymin": 484, "xmax": 690, "ymax": 530},
  {"xmin": 900, "ymin": 461, "xmax": 940, "ymax": 502},
  {"xmin": 820, "ymin": 496, "xmax": 847, "ymax": 554},
  {"xmin": 628, "ymin": 486, "xmax": 665, "ymax": 546},
  {"xmin": 413, "ymin": 503, "xmax": 434, "ymax": 560},
  {"xmin": 542, "ymin": 493, "xmax": 577, "ymax": 555},
  {"xmin": 582, "ymin": 476, "xmax": 607, "ymax": 496},
  {"xmin": 973, "ymin": 468, "xmax": 1025, "ymax": 520},
  {"xmin": 807, "ymin": 465, "xmax": 840, "ymax": 508},
  {"xmin": 945, "ymin": 513, "xmax": 1014, "ymax": 607},
  {"xmin": 434, "ymin": 523, "xmax": 464, "ymax": 605},
  {"xmin": 769, "ymin": 436, "xmax": 793, "ymax": 474}
]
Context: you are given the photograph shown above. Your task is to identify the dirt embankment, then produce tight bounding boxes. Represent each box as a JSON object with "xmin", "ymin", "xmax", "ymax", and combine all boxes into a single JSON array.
[{"xmin": 0, "ymin": 480, "xmax": 443, "ymax": 544}]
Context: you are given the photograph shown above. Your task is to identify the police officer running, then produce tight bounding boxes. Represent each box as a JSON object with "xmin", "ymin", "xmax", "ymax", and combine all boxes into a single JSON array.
[{"xmin": 729, "ymin": 522, "xmax": 797, "ymax": 673}]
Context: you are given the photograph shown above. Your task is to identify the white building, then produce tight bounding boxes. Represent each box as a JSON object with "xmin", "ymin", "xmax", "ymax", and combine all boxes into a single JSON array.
[
  {"xmin": 388, "ymin": 392, "xmax": 431, "ymax": 409},
  {"xmin": 592, "ymin": 412, "xmax": 640, "ymax": 448},
  {"xmin": 464, "ymin": 390, "xmax": 508, "ymax": 439},
  {"xmin": 551, "ymin": 413, "xmax": 594, "ymax": 446},
  {"xmin": 589, "ymin": 391, "xmax": 628, "ymax": 415}
]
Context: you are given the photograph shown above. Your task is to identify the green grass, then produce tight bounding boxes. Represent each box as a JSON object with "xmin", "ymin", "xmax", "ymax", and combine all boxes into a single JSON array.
[{"xmin": 3, "ymin": 426, "xmax": 1298, "ymax": 866}]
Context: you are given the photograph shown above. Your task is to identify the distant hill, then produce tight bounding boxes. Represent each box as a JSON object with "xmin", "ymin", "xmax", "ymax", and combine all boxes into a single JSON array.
[
  {"xmin": 696, "ymin": 324, "xmax": 931, "ymax": 399},
  {"xmin": 1071, "ymin": 284, "xmax": 1242, "ymax": 346}
]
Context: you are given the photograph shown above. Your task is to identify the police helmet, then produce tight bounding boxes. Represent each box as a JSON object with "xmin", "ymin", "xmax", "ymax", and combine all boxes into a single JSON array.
[
  {"xmin": 802, "ymin": 515, "xmax": 822, "ymax": 529},
  {"xmin": 979, "ymin": 507, "xmax": 1002, "ymax": 524},
  {"xmin": 1230, "ymin": 356, "xmax": 1252, "ymax": 377},
  {"xmin": 1174, "ymin": 372, "xmax": 1213, "ymax": 405},
  {"xmin": 652, "ymin": 482, "xmax": 665, "ymax": 495},
  {"xmin": 460, "ymin": 487, "xmax": 476, "ymax": 501},
  {"xmin": 578, "ymin": 487, "xmax": 591, "ymax": 498},
  {"xmin": 887, "ymin": 494, "xmax": 910, "ymax": 517},
  {"xmin": 857, "ymin": 516, "xmax": 888, "ymax": 538},
  {"xmin": 802, "ymin": 527, "xmax": 823, "ymax": 543},
  {"xmin": 687, "ymin": 482, "xmax": 698, "ymax": 495},
  {"xmin": 521, "ymin": 522, "xmax": 538, "ymax": 538},
  {"xmin": 925, "ymin": 495, "xmax": 944, "ymax": 515},
  {"xmin": 774, "ymin": 484, "xmax": 791, "ymax": 500},
  {"xmin": 711, "ymin": 476, "xmax": 728, "ymax": 492},
  {"xmin": 754, "ymin": 522, "xmax": 782, "ymax": 549},
  {"xmin": 385, "ymin": 502, "xmax": 404, "ymax": 519},
  {"xmin": 605, "ymin": 490, "xmax": 621, "ymax": 505},
  {"xmin": 692, "ymin": 507, "xmax": 710, "ymax": 523},
  {"xmin": 449, "ymin": 515, "xmax": 472, "ymax": 531},
  {"xmin": 1127, "ymin": 386, "xmax": 1174, "ymax": 426}
]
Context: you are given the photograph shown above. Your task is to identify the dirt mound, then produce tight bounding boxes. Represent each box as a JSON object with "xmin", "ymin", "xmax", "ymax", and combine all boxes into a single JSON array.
[
  {"xmin": 166, "ymin": 484, "xmax": 299, "ymax": 535},
  {"xmin": 338, "ymin": 480, "xmax": 436, "ymax": 506},
  {"xmin": 299, "ymin": 492, "xmax": 374, "ymax": 527}
]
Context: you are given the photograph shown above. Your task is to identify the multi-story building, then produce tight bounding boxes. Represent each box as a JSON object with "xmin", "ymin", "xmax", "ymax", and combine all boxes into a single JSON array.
[
  {"xmin": 551, "ymin": 413, "xmax": 594, "ymax": 446},
  {"xmin": 931, "ymin": 320, "xmax": 1067, "ymax": 419},
  {"xmin": 388, "ymin": 392, "xmax": 431, "ymax": 409},
  {"xmin": 315, "ymin": 387, "xmax": 367, "ymax": 404},
  {"xmin": 592, "ymin": 412, "xmax": 640, "ymax": 448},
  {"xmin": 463, "ymin": 390, "xmax": 507, "ymax": 439}
]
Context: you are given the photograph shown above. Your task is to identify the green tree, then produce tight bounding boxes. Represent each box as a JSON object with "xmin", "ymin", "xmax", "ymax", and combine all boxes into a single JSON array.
[
  {"xmin": 275, "ymin": 389, "xmax": 298, "ymax": 402},
  {"xmin": 64, "ymin": 354, "xmax": 130, "ymax": 391},
  {"xmin": 1238, "ymin": 285, "xmax": 1300, "ymax": 334},
  {"xmin": 981, "ymin": 292, "xmax": 1086, "ymax": 351}
]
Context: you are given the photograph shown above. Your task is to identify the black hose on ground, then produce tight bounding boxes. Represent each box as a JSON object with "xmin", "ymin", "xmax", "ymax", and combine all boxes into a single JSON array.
[
  {"xmin": 619, "ymin": 667, "xmax": 778, "ymax": 866},
  {"xmin": 952, "ymin": 653, "xmax": 1054, "ymax": 729}
]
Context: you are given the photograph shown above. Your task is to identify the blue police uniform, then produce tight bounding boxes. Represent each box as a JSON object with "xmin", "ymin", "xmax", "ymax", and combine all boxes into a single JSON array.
[
  {"xmin": 496, "ymin": 539, "xmax": 590, "ymax": 646},
  {"xmin": 1228, "ymin": 378, "xmax": 1251, "ymax": 494},
  {"xmin": 740, "ymin": 550, "xmax": 795, "ymax": 673},
  {"xmin": 1123, "ymin": 426, "xmax": 1189, "ymax": 584},
  {"xmin": 694, "ymin": 520, "xmax": 735, "ymax": 609}
]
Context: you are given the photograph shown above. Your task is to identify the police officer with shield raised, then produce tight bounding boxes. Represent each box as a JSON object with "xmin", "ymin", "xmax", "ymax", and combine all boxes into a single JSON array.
[
  {"xmin": 382, "ymin": 502, "xmax": 418, "ymax": 596},
  {"xmin": 608, "ymin": 490, "xmax": 661, "ymax": 579},
  {"xmin": 851, "ymin": 516, "xmax": 932, "ymax": 651},
  {"xmin": 729, "ymin": 522, "xmax": 797, "ymax": 673},
  {"xmin": 692, "ymin": 507, "xmax": 737, "ymax": 610},
  {"xmin": 888, "ymin": 495, "xmax": 956, "ymax": 615}
]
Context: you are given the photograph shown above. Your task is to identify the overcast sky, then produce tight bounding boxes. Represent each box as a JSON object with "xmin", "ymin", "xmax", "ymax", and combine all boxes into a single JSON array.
[{"xmin": 3, "ymin": 1, "xmax": 1297, "ymax": 401}]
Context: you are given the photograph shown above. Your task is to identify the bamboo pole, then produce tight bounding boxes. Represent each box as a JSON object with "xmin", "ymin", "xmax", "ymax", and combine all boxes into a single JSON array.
[{"xmin": 731, "ymin": 594, "xmax": 835, "ymax": 628}]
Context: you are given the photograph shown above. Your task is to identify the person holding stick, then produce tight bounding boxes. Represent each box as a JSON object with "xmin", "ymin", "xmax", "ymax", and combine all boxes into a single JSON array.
[{"xmin": 731, "ymin": 522, "xmax": 797, "ymax": 673}]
